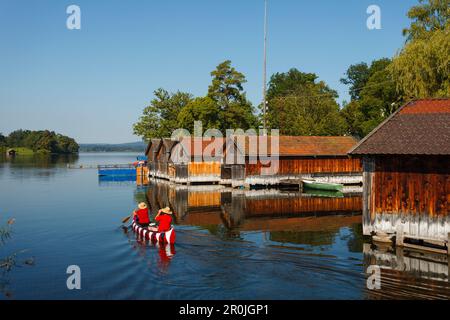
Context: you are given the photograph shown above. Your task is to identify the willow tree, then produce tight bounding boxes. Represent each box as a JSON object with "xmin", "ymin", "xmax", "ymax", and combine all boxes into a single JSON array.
[
  {"xmin": 391, "ymin": 26, "xmax": 449, "ymax": 98},
  {"xmin": 402, "ymin": 0, "xmax": 449, "ymax": 41}
]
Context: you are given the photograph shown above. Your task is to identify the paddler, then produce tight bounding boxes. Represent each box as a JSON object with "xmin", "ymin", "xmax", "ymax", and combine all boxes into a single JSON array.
[
  {"xmin": 148, "ymin": 207, "xmax": 173, "ymax": 232},
  {"xmin": 133, "ymin": 202, "xmax": 151, "ymax": 227}
]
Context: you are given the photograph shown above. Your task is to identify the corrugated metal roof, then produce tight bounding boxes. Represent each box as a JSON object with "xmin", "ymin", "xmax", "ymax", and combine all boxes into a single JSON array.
[
  {"xmin": 231, "ymin": 135, "xmax": 358, "ymax": 157},
  {"xmin": 350, "ymin": 99, "xmax": 450, "ymax": 155}
]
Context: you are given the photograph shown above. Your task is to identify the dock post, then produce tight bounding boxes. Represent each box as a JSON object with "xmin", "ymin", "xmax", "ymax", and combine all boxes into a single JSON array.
[
  {"xmin": 396, "ymin": 224, "xmax": 404, "ymax": 247},
  {"xmin": 447, "ymin": 232, "xmax": 450, "ymax": 256}
]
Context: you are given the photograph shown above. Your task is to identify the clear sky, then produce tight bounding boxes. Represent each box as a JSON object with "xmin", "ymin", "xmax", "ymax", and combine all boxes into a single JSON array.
[{"xmin": 0, "ymin": 0, "xmax": 417, "ymax": 143}]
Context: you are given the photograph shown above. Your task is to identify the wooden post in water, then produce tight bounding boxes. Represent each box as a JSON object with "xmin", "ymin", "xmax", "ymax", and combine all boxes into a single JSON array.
[
  {"xmin": 396, "ymin": 224, "xmax": 404, "ymax": 247},
  {"xmin": 448, "ymin": 232, "xmax": 450, "ymax": 256}
]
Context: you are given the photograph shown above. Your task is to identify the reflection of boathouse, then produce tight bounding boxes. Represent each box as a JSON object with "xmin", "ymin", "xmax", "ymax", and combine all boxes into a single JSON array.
[
  {"xmin": 363, "ymin": 243, "xmax": 450, "ymax": 299},
  {"xmin": 145, "ymin": 180, "xmax": 362, "ymax": 234},
  {"xmin": 350, "ymin": 99, "xmax": 450, "ymax": 250}
]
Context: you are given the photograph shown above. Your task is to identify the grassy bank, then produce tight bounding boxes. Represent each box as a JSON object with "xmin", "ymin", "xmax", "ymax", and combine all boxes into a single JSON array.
[{"xmin": 1, "ymin": 147, "xmax": 49, "ymax": 156}]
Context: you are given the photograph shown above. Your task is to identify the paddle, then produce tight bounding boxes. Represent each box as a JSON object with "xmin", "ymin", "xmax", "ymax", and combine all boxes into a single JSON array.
[{"xmin": 122, "ymin": 213, "xmax": 133, "ymax": 224}]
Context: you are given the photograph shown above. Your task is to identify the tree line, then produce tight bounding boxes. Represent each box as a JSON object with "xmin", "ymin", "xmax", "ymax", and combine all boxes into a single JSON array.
[
  {"xmin": 134, "ymin": 0, "xmax": 449, "ymax": 140},
  {"xmin": 0, "ymin": 130, "xmax": 79, "ymax": 154}
]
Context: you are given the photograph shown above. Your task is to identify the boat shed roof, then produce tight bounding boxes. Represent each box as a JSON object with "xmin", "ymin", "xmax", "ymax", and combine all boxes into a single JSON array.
[
  {"xmin": 349, "ymin": 99, "xmax": 450, "ymax": 156},
  {"xmin": 145, "ymin": 138, "xmax": 163, "ymax": 157},
  {"xmin": 229, "ymin": 135, "xmax": 358, "ymax": 157}
]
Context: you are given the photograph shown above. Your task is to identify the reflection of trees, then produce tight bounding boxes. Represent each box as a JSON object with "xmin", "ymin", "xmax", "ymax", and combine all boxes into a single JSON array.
[
  {"xmin": 1, "ymin": 154, "xmax": 79, "ymax": 180},
  {"xmin": 134, "ymin": 187, "xmax": 148, "ymax": 206},
  {"xmin": 346, "ymin": 223, "xmax": 364, "ymax": 253},
  {"xmin": 270, "ymin": 230, "xmax": 336, "ymax": 247}
]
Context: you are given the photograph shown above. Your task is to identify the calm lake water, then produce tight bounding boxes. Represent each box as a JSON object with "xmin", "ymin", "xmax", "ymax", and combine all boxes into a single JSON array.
[{"xmin": 0, "ymin": 153, "xmax": 449, "ymax": 300}]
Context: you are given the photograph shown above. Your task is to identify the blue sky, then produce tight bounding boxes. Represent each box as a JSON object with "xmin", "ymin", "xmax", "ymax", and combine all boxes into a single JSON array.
[{"xmin": 0, "ymin": 0, "xmax": 417, "ymax": 143}]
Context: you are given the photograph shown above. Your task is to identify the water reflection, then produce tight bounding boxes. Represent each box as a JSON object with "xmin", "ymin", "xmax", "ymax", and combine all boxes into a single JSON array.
[
  {"xmin": 145, "ymin": 179, "xmax": 362, "ymax": 246},
  {"xmin": 0, "ymin": 153, "xmax": 79, "ymax": 180},
  {"xmin": 123, "ymin": 225, "xmax": 176, "ymax": 275},
  {"xmin": 363, "ymin": 243, "xmax": 450, "ymax": 299}
]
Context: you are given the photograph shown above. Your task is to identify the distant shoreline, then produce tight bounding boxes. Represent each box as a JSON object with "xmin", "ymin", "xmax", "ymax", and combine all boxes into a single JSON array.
[{"xmin": 79, "ymin": 141, "xmax": 146, "ymax": 153}]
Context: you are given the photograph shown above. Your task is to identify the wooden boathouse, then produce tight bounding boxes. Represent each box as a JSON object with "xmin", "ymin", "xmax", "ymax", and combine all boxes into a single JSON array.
[
  {"xmin": 349, "ymin": 99, "xmax": 450, "ymax": 252},
  {"xmin": 223, "ymin": 135, "xmax": 362, "ymax": 188},
  {"xmin": 145, "ymin": 138, "xmax": 163, "ymax": 177},
  {"xmin": 154, "ymin": 138, "xmax": 178, "ymax": 180},
  {"xmin": 168, "ymin": 137, "xmax": 225, "ymax": 184}
]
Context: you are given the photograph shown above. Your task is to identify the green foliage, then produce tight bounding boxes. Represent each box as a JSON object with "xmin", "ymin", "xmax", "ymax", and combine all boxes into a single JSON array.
[
  {"xmin": 267, "ymin": 69, "xmax": 318, "ymax": 100},
  {"xmin": 391, "ymin": 25, "xmax": 449, "ymax": 98},
  {"xmin": 402, "ymin": 0, "xmax": 449, "ymax": 41},
  {"xmin": 4, "ymin": 130, "xmax": 79, "ymax": 154},
  {"xmin": 133, "ymin": 89, "xmax": 193, "ymax": 140},
  {"xmin": 340, "ymin": 101, "xmax": 365, "ymax": 138},
  {"xmin": 340, "ymin": 59, "xmax": 403, "ymax": 137},
  {"xmin": 134, "ymin": 61, "xmax": 258, "ymax": 139},
  {"xmin": 177, "ymin": 97, "xmax": 221, "ymax": 132},
  {"xmin": 267, "ymin": 69, "xmax": 347, "ymax": 136},
  {"xmin": 340, "ymin": 63, "xmax": 370, "ymax": 101},
  {"xmin": 207, "ymin": 60, "xmax": 258, "ymax": 131},
  {"xmin": 0, "ymin": 133, "xmax": 6, "ymax": 147}
]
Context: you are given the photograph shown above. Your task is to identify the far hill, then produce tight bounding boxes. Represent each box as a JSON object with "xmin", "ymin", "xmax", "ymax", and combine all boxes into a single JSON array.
[{"xmin": 79, "ymin": 141, "xmax": 146, "ymax": 152}]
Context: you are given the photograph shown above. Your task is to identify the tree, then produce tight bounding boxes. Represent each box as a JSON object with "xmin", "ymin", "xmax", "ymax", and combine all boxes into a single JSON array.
[
  {"xmin": 207, "ymin": 60, "xmax": 258, "ymax": 131},
  {"xmin": 133, "ymin": 88, "xmax": 193, "ymax": 140},
  {"xmin": 267, "ymin": 69, "xmax": 347, "ymax": 136},
  {"xmin": 267, "ymin": 69, "xmax": 318, "ymax": 100},
  {"xmin": 340, "ymin": 58, "xmax": 403, "ymax": 137},
  {"xmin": 4, "ymin": 130, "xmax": 79, "ymax": 153},
  {"xmin": 340, "ymin": 63, "xmax": 371, "ymax": 101},
  {"xmin": 340, "ymin": 58, "xmax": 392, "ymax": 101},
  {"xmin": 340, "ymin": 101, "xmax": 365, "ymax": 138},
  {"xmin": 0, "ymin": 133, "xmax": 6, "ymax": 147},
  {"xmin": 402, "ymin": 0, "xmax": 449, "ymax": 41},
  {"xmin": 390, "ymin": 26, "xmax": 449, "ymax": 98},
  {"xmin": 177, "ymin": 97, "xmax": 221, "ymax": 133}
]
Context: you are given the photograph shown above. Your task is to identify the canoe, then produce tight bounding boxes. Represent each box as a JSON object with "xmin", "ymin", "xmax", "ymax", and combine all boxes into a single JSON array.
[
  {"xmin": 132, "ymin": 222, "xmax": 176, "ymax": 244},
  {"xmin": 302, "ymin": 179, "xmax": 344, "ymax": 192}
]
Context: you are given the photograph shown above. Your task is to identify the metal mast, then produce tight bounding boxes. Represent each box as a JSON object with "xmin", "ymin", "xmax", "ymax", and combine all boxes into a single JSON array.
[{"xmin": 262, "ymin": 0, "xmax": 268, "ymax": 132}]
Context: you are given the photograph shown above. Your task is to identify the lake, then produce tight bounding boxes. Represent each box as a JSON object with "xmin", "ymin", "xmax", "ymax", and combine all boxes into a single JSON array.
[{"xmin": 0, "ymin": 153, "xmax": 449, "ymax": 299}]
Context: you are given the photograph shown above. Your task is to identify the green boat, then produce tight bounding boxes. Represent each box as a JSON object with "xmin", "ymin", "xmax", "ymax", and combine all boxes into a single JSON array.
[
  {"xmin": 302, "ymin": 189, "xmax": 344, "ymax": 198},
  {"xmin": 302, "ymin": 179, "xmax": 344, "ymax": 192}
]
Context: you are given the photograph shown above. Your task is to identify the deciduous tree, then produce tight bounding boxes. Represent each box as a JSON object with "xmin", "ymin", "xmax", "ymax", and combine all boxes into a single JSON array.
[{"xmin": 133, "ymin": 88, "xmax": 193, "ymax": 140}]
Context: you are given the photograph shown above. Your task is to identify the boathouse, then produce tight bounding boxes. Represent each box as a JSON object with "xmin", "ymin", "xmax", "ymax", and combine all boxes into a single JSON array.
[
  {"xmin": 168, "ymin": 137, "xmax": 225, "ymax": 184},
  {"xmin": 223, "ymin": 135, "xmax": 362, "ymax": 187},
  {"xmin": 6, "ymin": 148, "xmax": 16, "ymax": 157},
  {"xmin": 349, "ymin": 99, "xmax": 450, "ymax": 248},
  {"xmin": 153, "ymin": 138, "xmax": 178, "ymax": 180},
  {"xmin": 145, "ymin": 138, "xmax": 162, "ymax": 177}
]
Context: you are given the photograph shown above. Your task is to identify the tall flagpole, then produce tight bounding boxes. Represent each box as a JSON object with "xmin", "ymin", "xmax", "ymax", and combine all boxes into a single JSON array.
[{"xmin": 262, "ymin": 0, "xmax": 268, "ymax": 132}]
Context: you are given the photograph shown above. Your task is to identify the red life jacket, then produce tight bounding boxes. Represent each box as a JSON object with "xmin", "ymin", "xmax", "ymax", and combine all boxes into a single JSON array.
[{"xmin": 135, "ymin": 208, "xmax": 150, "ymax": 224}]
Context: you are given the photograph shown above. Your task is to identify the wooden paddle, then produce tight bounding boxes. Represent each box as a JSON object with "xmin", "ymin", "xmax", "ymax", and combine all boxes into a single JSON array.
[{"xmin": 122, "ymin": 213, "xmax": 133, "ymax": 224}]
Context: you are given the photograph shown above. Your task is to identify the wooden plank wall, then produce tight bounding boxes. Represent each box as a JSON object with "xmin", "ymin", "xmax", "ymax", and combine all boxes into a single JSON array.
[
  {"xmin": 188, "ymin": 191, "xmax": 222, "ymax": 207},
  {"xmin": 188, "ymin": 162, "xmax": 221, "ymax": 177},
  {"xmin": 373, "ymin": 156, "xmax": 450, "ymax": 217},
  {"xmin": 245, "ymin": 157, "xmax": 362, "ymax": 176},
  {"xmin": 245, "ymin": 195, "xmax": 362, "ymax": 217}
]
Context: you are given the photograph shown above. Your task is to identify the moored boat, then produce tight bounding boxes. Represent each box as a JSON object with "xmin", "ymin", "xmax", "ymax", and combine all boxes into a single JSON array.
[
  {"xmin": 302, "ymin": 179, "xmax": 344, "ymax": 192},
  {"xmin": 131, "ymin": 222, "xmax": 176, "ymax": 244}
]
